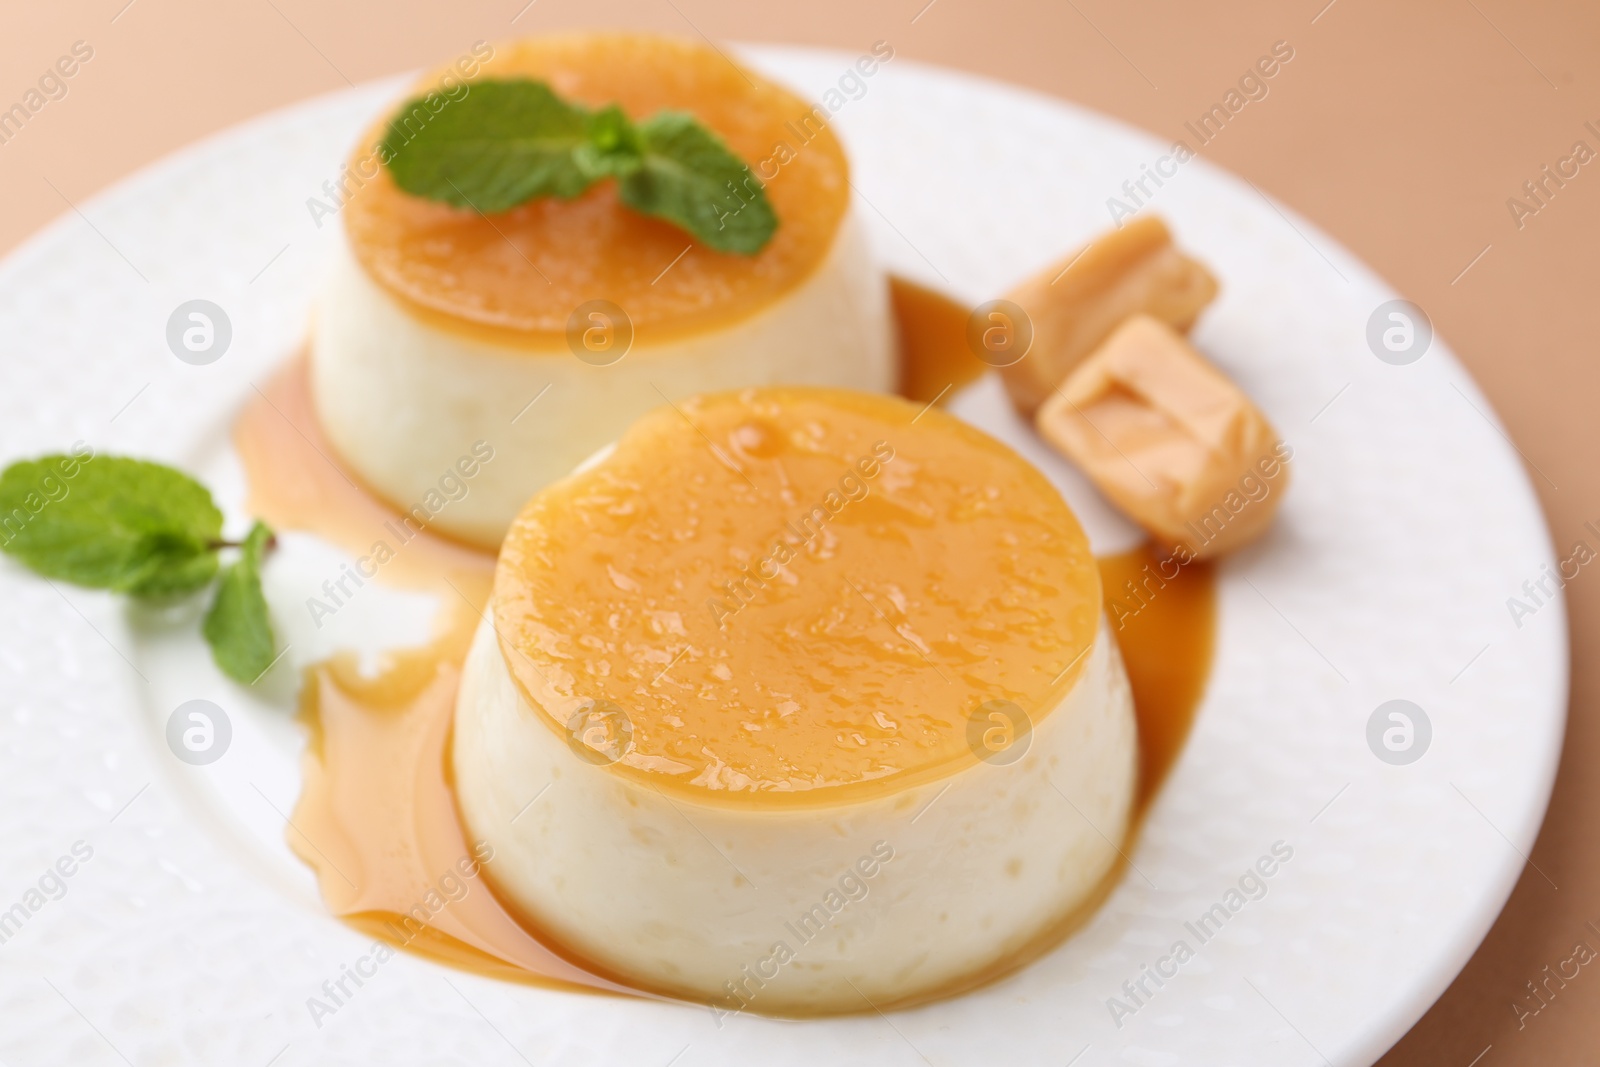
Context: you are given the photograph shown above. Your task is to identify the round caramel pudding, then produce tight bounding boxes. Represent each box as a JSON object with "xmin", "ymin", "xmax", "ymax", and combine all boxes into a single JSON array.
[
  {"xmin": 452, "ymin": 387, "xmax": 1137, "ymax": 1013},
  {"xmin": 311, "ymin": 34, "xmax": 894, "ymax": 549}
]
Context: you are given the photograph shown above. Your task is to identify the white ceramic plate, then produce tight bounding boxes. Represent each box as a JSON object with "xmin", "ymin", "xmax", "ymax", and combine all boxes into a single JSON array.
[{"xmin": 0, "ymin": 46, "xmax": 1566, "ymax": 1067}]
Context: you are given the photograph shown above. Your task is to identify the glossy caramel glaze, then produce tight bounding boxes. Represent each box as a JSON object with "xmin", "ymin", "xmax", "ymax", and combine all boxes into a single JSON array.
[
  {"xmin": 344, "ymin": 33, "xmax": 851, "ymax": 346},
  {"xmin": 492, "ymin": 386, "xmax": 1102, "ymax": 804}
]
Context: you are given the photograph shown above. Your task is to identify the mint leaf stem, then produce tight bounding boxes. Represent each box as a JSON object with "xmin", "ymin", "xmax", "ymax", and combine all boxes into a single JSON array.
[
  {"xmin": 207, "ymin": 533, "xmax": 277, "ymax": 552},
  {"xmin": 0, "ymin": 454, "xmax": 223, "ymax": 596}
]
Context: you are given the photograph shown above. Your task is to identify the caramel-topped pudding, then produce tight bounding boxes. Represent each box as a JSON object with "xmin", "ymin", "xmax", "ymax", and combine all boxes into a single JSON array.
[
  {"xmin": 452, "ymin": 386, "xmax": 1137, "ymax": 1013},
  {"xmin": 311, "ymin": 34, "xmax": 894, "ymax": 549}
]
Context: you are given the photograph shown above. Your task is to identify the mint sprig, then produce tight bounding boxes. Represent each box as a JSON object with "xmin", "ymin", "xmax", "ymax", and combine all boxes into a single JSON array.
[
  {"xmin": 202, "ymin": 521, "xmax": 277, "ymax": 684},
  {"xmin": 383, "ymin": 80, "xmax": 593, "ymax": 212},
  {"xmin": 0, "ymin": 455, "xmax": 223, "ymax": 595},
  {"xmin": 380, "ymin": 79, "xmax": 777, "ymax": 255},
  {"xmin": 618, "ymin": 112, "xmax": 778, "ymax": 256},
  {"xmin": 0, "ymin": 454, "xmax": 279, "ymax": 685}
]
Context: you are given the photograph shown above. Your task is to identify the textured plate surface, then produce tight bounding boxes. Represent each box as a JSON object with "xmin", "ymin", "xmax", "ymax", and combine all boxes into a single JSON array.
[{"xmin": 0, "ymin": 45, "xmax": 1566, "ymax": 1067}]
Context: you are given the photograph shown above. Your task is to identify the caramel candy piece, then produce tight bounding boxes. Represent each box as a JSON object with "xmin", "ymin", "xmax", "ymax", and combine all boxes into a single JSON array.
[
  {"xmin": 1036, "ymin": 315, "xmax": 1290, "ymax": 559},
  {"xmin": 1000, "ymin": 216, "xmax": 1219, "ymax": 417}
]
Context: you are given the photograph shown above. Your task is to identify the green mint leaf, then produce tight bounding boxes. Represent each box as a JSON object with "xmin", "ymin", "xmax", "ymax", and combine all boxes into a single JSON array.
[
  {"xmin": 202, "ymin": 521, "xmax": 277, "ymax": 685},
  {"xmin": 0, "ymin": 453, "xmax": 222, "ymax": 597},
  {"xmin": 573, "ymin": 105, "xmax": 644, "ymax": 181},
  {"xmin": 621, "ymin": 111, "xmax": 777, "ymax": 255},
  {"xmin": 382, "ymin": 79, "xmax": 594, "ymax": 213},
  {"xmin": 379, "ymin": 79, "xmax": 776, "ymax": 254}
]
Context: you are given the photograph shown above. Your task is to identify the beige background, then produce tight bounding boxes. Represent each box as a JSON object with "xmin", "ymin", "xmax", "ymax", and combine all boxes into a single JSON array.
[{"xmin": 3, "ymin": 0, "xmax": 1594, "ymax": 1062}]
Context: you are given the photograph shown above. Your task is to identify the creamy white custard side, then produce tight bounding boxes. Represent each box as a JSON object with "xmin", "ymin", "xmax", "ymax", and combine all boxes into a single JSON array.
[
  {"xmin": 308, "ymin": 210, "xmax": 893, "ymax": 549},
  {"xmin": 452, "ymin": 613, "xmax": 1136, "ymax": 1013}
]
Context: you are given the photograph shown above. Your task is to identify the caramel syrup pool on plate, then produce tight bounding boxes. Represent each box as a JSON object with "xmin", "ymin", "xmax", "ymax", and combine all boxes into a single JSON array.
[{"xmin": 239, "ymin": 277, "xmax": 1215, "ymax": 1008}]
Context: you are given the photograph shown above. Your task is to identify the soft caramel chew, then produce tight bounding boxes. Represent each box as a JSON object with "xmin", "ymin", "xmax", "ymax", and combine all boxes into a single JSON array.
[
  {"xmin": 999, "ymin": 216, "xmax": 1218, "ymax": 417},
  {"xmin": 1035, "ymin": 315, "xmax": 1289, "ymax": 559}
]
